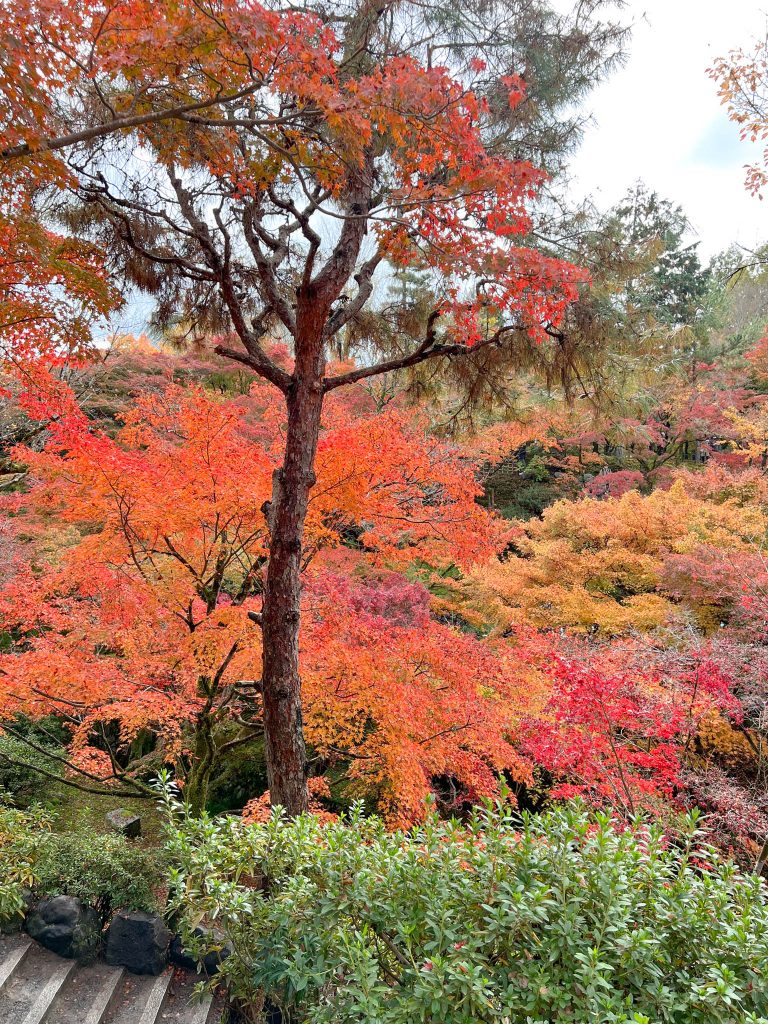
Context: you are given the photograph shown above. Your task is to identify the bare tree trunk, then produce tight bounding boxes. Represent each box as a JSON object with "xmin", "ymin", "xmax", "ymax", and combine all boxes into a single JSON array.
[
  {"xmin": 260, "ymin": 376, "xmax": 324, "ymax": 815},
  {"xmin": 255, "ymin": 156, "xmax": 370, "ymax": 815},
  {"xmin": 755, "ymin": 835, "xmax": 768, "ymax": 878}
]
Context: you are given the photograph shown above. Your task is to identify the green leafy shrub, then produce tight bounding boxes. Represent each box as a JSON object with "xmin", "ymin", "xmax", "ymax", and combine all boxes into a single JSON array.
[
  {"xmin": 35, "ymin": 830, "xmax": 165, "ymax": 923},
  {"xmin": 0, "ymin": 806, "xmax": 49, "ymax": 925},
  {"xmin": 163, "ymin": 796, "xmax": 768, "ymax": 1024}
]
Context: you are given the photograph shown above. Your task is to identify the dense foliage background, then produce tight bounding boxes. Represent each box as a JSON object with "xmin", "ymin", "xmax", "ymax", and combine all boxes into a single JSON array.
[
  {"xmin": 4, "ymin": 240, "xmax": 768, "ymax": 864},
  {"xmin": 2, "ymin": 0, "xmax": 768, "ymax": 1018}
]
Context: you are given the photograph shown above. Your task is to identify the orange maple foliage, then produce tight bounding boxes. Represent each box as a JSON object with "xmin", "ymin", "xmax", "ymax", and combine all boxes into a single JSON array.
[
  {"xmin": 299, "ymin": 571, "xmax": 545, "ymax": 824},
  {"xmin": 0, "ymin": 0, "xmax": 592, "ymax": 813},
  {"xmin": 0, "ymin": 215, "xmax": 117, "ymax": 362},
  {"xmin": 709, "ymin": 37, "xmax": 768, "ymax": 196},
  {"xmin": 0, "ymin": 377, "xmax": 531, "ymax": 817},
  {"xmin": 0, "ymin": 0, "xmax": 586, "ymax": 359}
]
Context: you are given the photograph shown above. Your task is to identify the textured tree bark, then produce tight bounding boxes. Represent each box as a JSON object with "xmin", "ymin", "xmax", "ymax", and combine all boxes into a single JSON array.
[
  {"xmin": 256, "ymin": 156, "xmax": 371, "ymax": 816},
  {"xmin": 755, "ymin": 835, "xmax": 768, "ymax": 878},
  {"xmin": 260, "ymin": 375, "xmax": 324, "ymax": 815}
]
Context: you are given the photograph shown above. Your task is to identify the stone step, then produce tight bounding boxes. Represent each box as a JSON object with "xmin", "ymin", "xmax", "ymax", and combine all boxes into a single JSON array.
[
  {"xmin": 101, "ymin": 967, "xmax": 221, "ymax": 1024},
  {"xmin": 0, "ymin": 935, "xmax": 32, "ymax": 990},
  {"xmin": 0, "ymin": 936, "xmax": 223, "ymax": 1024},
  {"xmin": 154, "ymin": 970, "xmax": 218, "ymax": 1023},
  {"xmin": 0, "ymin": 938, "xmax": 71, "ymax": 1024},
  {"xmin": 44, "ymin": 962, "xmax": 124, "ymax": 1024},
  {"xmin": 138, "ymin": 971, "xmax": 174, "ymax": 1024},
  {"xmin": 188, "ymin": 994, "xmax": 216, "ymax": 1024},
  {"xmin": 83, "ymin": 967, "xmax": 125, "ymax": 1024},
  {"xmin": 101, "ymin": 970, "xmax": 172, "ymax": 1024},
  {"xmin": 19, "ymin": 958, "xmax": 75, "ymax": 1024}
]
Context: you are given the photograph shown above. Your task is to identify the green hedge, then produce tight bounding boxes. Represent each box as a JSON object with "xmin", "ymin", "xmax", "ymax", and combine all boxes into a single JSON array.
[
  {"xmin": 0, "ymin": 806, "xmax": 164, "ymax": 927},
  {"xmin": 164, "ymin": 797, "xmax": 768, "ymax": 1024},
  {"xmin": 35, "ymin": 831, "xmax": 164, "ymax": 923},
  {"xmin": 0, "ymin": 806, "xmax": 48, "ymax": 924}
]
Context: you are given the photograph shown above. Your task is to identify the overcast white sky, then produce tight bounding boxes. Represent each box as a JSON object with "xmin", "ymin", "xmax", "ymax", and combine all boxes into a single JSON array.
[{"xmin": 564, "ymin": 0, "xmax": 768, "ymax": 259}]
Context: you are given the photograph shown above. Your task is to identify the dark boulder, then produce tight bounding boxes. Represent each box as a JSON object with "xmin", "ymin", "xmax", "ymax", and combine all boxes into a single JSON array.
[
  {"xmin": 105, "ymin": 910, "xmax": 173, "ymax": 975},
  {"xmin": 230, "ymin": 1000, "xmax": 282, "ymax": 1024},
  {"xmin": 170, "ymin": 926, "xmax": 232, "ymax": 975},
  {"xmin": 25, "ymin": 896, "xmax": 102, "ymax": 961}
]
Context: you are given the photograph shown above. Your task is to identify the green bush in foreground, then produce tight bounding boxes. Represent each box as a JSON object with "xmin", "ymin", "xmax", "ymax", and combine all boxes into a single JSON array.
[
  {"xmin": 0, "ymin": 806, "xmax": 165, "ymax": 927},
  {"xmin": 163, "ymin": 796, "xmax": 768, "ymax": 1024},
  {"xmin": 35, "ymin": 830, "xmax": 164, "ymax": 923},
  {"xmin": 0, "ymin": 805, "xmax": 48, "ymax": 924}
]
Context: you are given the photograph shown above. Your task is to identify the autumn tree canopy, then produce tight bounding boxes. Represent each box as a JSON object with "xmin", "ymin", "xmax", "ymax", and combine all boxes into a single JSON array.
[
  {"xmin": 710, "ymin": 35, "xmax": 768, "ymax": 198},
  {"xmin": 0, "ymin": 368, "xmax": 527, "ymax": 818},
  {"xmin": 0, "ymin": 0, "xmax": 619, "ymax": 813},
  {"xmin": 5, "ymin": 0, "xmax": 768, "ymax": 876}
]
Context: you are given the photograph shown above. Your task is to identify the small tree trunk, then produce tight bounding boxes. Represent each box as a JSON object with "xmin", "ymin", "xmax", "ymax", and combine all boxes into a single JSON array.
[
  {"xmin": 186, "ymin": 710, "xmax": 216, "ymax": 816},
  {"xmin": 755, "ymin": 835, "xmax": 768, "ymax": 878},
  {"xmin": 260, "ymin": 379, "xmax": 324, "ymax": 815}
]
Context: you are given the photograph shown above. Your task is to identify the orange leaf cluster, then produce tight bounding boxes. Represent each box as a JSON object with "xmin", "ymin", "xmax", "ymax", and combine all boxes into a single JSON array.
[{"xmin": 0, "ymin": 375, "xmax": 534, "ymax": 818}]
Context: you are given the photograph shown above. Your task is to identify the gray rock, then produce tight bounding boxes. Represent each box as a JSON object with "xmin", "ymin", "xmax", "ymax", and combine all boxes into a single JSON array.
[
  {"xmin": 170, "ymin": 926, "xmax": 232, "ymax": 975},
  {"xmin": 105, "ymin": 910, "xmax": 172, "ymax": 975},
  {"xmin": 25, "ymin": 895, "xmax": 102, "ymax": 961},
  {"xmin": 105, "ymin": 808, "xmax": 142, "ymax": 838}
]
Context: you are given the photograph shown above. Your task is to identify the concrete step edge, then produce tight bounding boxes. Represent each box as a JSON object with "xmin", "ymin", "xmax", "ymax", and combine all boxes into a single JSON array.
[
  {"xmin": 137, "ymin": 970, "xmax": 174, "ymax": 1024},
  {"xmin": 83, "ymin": 967, "xmax": 125, "ymax": 1024},
  {"xmin": 187, "ymin": 992, "xmax": 215, "ymax": 1024},
  {"xmin": 20, "ymin": 958, "xmax": 76, "ymax": 1024},
  {"xmin": 0, "ymin": 936, "xmax": 33, "ymax": 990}
]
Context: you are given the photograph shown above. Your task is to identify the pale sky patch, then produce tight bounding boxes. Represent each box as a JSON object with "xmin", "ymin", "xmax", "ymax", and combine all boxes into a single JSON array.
[{"xmin": 563, "ymin": 0, "xmax": 768, "ymax": 258}]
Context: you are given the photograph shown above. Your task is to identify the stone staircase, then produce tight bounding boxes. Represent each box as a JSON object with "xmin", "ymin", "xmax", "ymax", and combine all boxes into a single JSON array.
[{"xmin": 0, "ymin": 934, "xmax": 224, "ymax": 1024}]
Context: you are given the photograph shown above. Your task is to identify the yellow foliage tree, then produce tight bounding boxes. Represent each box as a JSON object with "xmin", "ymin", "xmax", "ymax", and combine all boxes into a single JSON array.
[{"xmin": 472, "ymin": 480, "xmax": 768, "ymax": 636}]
